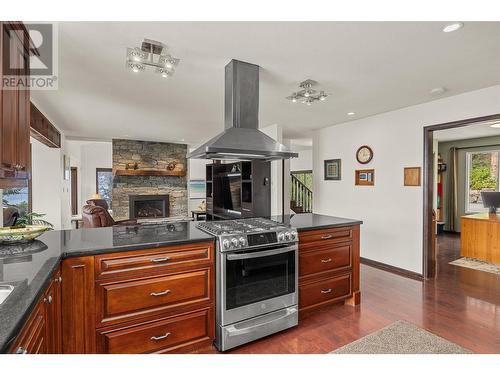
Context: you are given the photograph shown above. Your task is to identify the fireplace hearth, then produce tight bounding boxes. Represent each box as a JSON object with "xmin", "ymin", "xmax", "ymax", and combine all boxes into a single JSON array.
[{"xmin": 129, "ymin": 195, "xmax": 169, "ymax": 219}]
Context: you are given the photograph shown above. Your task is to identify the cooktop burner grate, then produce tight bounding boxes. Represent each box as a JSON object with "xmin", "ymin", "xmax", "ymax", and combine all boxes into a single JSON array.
[{"xmin": 196, "ymin": 218, "xmax": 286, "ymax": 236}]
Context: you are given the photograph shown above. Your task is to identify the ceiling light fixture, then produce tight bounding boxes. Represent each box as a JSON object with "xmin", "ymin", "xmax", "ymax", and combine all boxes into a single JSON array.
[
  {"xmin": 126, "ymin": 39, "xmax": 180, "ymax": 79},
  {"xmin": 443, "ymin": 22, "xmax": 463, "ymax": 33},
  {"xmin": 347, "ymin": 112, "xmax": 355, "ymax": 116},
  {"xmin": 286, "ymin": 79, "xmax": 329, "ymax": 106}
]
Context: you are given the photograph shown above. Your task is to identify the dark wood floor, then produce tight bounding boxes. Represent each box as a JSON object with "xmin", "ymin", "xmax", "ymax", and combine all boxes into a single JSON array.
[{"xmin": 196, "ymin": 232, "xmax": 500, "ymax": 354}]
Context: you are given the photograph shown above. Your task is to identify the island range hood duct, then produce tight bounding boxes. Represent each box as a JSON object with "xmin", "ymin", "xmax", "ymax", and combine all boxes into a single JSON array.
[{"xmin": 187, "ymin": 59, "xmax": 298, "ymax": 161}]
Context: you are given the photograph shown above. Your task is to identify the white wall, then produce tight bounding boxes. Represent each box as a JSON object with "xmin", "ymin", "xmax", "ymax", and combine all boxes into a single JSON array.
[
  {"xmin": 313, "ymin": 84, "xmax": 500, "ymax": 274},
  {"xmin": 31, "ymin": 137, "xmax": 63, "ymax": 229},
  {"xmin": 290, "ymin": 149, "xmax": 313, "ymax": 171}
]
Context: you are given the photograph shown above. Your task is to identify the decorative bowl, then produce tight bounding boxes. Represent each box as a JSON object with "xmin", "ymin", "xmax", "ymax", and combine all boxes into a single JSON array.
[{"xmin": 0, "ymin": 225, "xmax": 51, "ymax": 244}]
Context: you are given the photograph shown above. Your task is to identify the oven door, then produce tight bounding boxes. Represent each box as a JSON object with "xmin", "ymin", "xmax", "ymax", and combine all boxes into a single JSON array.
[{"xmin": 220, "ymin": 244, "xmax": 298, "ymax": 326}]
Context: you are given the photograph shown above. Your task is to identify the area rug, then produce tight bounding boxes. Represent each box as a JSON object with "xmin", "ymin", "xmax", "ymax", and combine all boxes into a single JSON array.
[
  {"xmin": 449, "ymin": 257, "xmax": 500, "ymax": 275},
  {"xmin": 331, "ymin": 321, "xmax": 471, "ymax": 354}
]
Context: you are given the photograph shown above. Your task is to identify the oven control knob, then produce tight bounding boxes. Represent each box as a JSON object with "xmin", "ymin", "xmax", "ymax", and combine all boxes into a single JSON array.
[
  {"xmin": 239, "ymin": 237, "xmax": 246, "ymax": 246},
  {"xmin": 290, "ymin": 231, "xmax": 298, "ymax": 240},
  {"xmin": 278, "ymin": 232, "xmax": 285, "ymax": 241},
  {"xmin": 231, "ymin": 238, "xmax": 239, "ymax": 247},
  {"xmin": 284, "ymin": 232, "xmax": 291, "ymax": 241},
  {"xmin": 222, "ymin": 239, "xmax": 230, "ymax": 250}
]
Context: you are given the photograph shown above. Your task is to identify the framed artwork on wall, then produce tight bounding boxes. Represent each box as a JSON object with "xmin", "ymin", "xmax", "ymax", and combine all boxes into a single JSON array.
[
  {"xmin": 355, "ymin": 169, "xmax": 375, "ymax": 186},
  {"xmin": 324, "ymin": 159, "xmax": 341, "ymax": 180},
  {"xmin": 404, "ymin": 167, "xmax": 421, "ymax": 186},
  {"xmin": 189, "ymin": 179, "xmax": 206, "ymax": 198}
]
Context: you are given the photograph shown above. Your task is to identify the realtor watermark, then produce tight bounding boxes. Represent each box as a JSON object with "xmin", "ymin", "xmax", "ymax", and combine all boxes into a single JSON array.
[{"xmin": 2, "ymin": 22, "xmax": 58, "ymax": 90}]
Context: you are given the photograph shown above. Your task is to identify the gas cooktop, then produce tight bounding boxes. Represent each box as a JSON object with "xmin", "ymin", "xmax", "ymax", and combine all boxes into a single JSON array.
[
  {"xmin": 197, "ymin": 218, "xmax": 297, "ymax": 252},
  {"xmin": 196, "ymin": 217, "xmax": 287, "ymax": 236}
]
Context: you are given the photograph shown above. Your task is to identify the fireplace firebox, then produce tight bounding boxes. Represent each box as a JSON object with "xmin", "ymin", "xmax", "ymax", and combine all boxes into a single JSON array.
[{"xmin": 129, "ymin": 195, "xmax": 169, "ymax": 219}]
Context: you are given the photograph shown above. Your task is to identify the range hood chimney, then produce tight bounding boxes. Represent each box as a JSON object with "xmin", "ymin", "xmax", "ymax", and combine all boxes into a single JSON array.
[{"xmin": 187, "ymin": 59, "xmax": 298, "ymax": 161}]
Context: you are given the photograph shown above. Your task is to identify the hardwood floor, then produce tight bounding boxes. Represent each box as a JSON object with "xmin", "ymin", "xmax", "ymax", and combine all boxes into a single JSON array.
[{"xmin": 195, "ymin": 232, "xmax": 500, "ymax": 354}]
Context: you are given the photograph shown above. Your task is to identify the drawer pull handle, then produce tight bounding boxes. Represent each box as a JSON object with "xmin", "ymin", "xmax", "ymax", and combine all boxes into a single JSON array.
[
  {"xmin": 321, "ymin": 258, "xmax": 332, "ymax": 263},
  {"xmin": 150, "ymin": 332, "xmax": 171, "ymax": 341},
  {"xmin": 150, "ymin": 289, "xmax": 171, "ymax": 297},
  {"xmin": 321, "ymin": 234, "xmax": 333, "ymax": 240},
  {"xmin": 321, "ymin": 288, "xmax": 332, "ymax": 294},
  {"xmin": 151, "ymin": 257, "xmax": 171, "ymax": 263}
]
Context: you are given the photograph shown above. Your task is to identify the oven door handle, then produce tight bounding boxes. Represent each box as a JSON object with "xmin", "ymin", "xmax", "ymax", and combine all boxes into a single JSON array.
[{"xmin": 226, "ymin": 245, "xmax": 297, "ymax": 260}]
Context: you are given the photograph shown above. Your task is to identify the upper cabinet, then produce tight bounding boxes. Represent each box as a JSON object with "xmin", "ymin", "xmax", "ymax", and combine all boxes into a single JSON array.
[
  {"xmin": 30, "ymin": 102, "xmax": 61, "ymax": 148},
  {"xmin": 0, "ymin": 22, "xmax": 36, "ymax": 188}
]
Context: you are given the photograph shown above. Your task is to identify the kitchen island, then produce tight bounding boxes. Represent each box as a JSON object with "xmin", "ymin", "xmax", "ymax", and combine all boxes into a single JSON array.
[{"xmin": 0, "ymin": 213, "xmax": 361, "ymax": 354}]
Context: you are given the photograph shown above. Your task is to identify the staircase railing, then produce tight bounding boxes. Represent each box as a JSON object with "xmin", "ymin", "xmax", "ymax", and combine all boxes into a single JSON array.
[{"xmin": 290, "ymin": 172, "xmax": 313, "ymax": 213}]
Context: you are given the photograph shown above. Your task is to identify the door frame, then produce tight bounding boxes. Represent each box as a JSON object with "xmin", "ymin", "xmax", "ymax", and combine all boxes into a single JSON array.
[
  {"xmin": 422, "ymin": 113, "xmax": 500, "ymax": 278},
  {"xmin": 70, "ymin": 167, "xmax": 78, "ymax": 215}
]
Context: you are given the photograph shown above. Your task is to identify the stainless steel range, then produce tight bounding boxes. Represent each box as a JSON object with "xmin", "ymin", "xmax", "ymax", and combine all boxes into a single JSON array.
[{"xmin": 197, "ymin": 218, "xmax": 299, "ymax": 351}]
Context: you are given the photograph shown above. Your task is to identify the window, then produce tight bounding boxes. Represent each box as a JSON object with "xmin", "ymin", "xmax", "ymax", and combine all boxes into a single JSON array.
[
  {"xmin": 96, "ymin": 168, "xmax": 113, "ymax": 209},
  {"xmin": 466, "ymin": 150, "xmax": 500, "ymax": 213},
  {"xmin": 2, "ymin": 187, "xmax": 30, "ymax": 226}
]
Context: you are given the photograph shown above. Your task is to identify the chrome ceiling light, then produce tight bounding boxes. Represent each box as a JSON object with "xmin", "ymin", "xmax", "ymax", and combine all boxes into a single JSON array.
[
  {"xmin": 126, "ymin": 39, "xmax": 180, "ymax": 78},
  {"xmin": 286, "ymin": 79, "xmax": 328, "ymax": 105}
]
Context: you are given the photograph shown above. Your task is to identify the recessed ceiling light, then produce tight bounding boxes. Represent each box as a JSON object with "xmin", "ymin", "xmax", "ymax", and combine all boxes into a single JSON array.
[
  {"xmin": 490, "ymin": 123, "xmax": 500, "ymax": 128},
  {"xmin": 347, "ymin": 112, "xmax": 355, "ymax": 116},
  {"xmin": 430, "ymin": 87, "xmax": 446, "ymax": 95},
  {"xmin": 443, "ymin": 22, "xmax": 463, "ymax": 33}
]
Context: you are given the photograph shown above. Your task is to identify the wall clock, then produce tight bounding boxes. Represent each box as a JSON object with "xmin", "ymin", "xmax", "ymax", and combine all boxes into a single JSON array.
[{"xmin": 356, "ymin": 145, "xmax": 373, "ymax": 164}]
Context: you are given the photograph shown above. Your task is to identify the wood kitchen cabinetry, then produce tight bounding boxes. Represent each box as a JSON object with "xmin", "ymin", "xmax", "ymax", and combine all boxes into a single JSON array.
[
  {"xmin": 9, "ymin": 268, "xmax": 62, "ymax": 354},
  {"xmin": 0, "ymin": 22, "xmax": 36, "ymax": 188},
  {"xmin": 298, "ymin": 225, "xmax": 361, "ymax": 314},
  {"xmin": 61, "ymin": 240, "xmax": 215, "ymax": 354}
]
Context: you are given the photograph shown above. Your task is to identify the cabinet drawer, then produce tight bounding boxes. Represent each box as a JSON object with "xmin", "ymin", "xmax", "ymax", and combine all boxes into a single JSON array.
[
  {"xmin": 299, "ymin": 273, "xmax": 351, "ymax": 310},
  {"xmin": 96, "ymin": 268, "xmax": 212, "ymax": 326},
  {"xmin": 299, "ymin": 227, "xmax": 352, "ymax": 245},
  {"xmin": 96, "ymin": 307, "xmax": 213, "ymax": 354},
  {"xmin": 9, "ymin": 300, "xmax": 47, "ymax": 354},
  {"xmin": 300, "ymin": 244, "xmax": 351, "ymax": 276},
  {"xmin": 95, "ymin": 241, "xmax": 213, "ymax": 280}
]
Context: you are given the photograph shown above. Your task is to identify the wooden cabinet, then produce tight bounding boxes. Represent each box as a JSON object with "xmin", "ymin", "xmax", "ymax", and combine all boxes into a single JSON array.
[
  {"xmin": 9, "ymin": 267, "xmax": 62, "ymax": 354},
  {"xmin": 96, "ymin": 307, "xmax": 214, "ymax": 354},
  {"xmin": 30, "ymin": 102, "xmax": 61, "ymax": 148},
  {"xmin": 298, "ymin": 225, "xmax": 360, "ymax": 315},
  {"xmin": 61, "ymin": 241, "xmax": 215, "ymax": 354},
  {"xmin": 0, "ymin": 22, "xmax": 34, "ymax": 188},
  {"xmin": 93, "ymin": 241, "xmax": 215, "ymax": 354},
  {"xmin": 61, "ymin": 256, "xmax": 96, "ymax": 354}
]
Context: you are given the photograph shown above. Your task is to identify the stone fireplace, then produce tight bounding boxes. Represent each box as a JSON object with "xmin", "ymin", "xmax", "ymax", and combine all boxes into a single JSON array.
[
  {"xmin": 129, "ymin": 194, "xmax": 169, "ymax": 219},
  {"xmin": 112, "ymin": 139, "xmax": 188, "ymax": 221}
]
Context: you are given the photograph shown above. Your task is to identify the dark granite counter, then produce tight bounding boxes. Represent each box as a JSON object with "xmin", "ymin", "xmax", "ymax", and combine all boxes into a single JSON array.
[
  {"xmin": 0, "ymin": 213, "xmax": 361, "ymax": 353},
  {"xmin": 0, "ymin": 221, "xmax": 213, "ymax": 353},
  {"xmin": 273, "ymin": 213, "xmax": 363, "ymax": 231}
]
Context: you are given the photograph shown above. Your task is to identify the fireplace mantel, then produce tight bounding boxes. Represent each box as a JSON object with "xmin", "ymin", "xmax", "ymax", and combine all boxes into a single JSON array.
[{"xmin": 115, "ymin": 169, "xmax": 186, "ymax": 177}]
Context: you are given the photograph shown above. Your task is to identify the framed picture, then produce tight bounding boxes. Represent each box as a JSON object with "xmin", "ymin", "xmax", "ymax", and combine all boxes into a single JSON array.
[
  {"xmin": 324, "ymin": 159, "xmax": 341, "ymax": 180},
  {"xmin": 189, "ymin": 179, "xmax": 206, "ymax": 199},
  {"xmin": 404, "ymin": 167, "xmax": 421, "ymax": 186},
  {"xmin": 63, "ymin": 154, "xmax": 71, "ymax": 180},
  {"xmin": 355, "ymin": 169, "xmax": 375, "ymax": 186}
]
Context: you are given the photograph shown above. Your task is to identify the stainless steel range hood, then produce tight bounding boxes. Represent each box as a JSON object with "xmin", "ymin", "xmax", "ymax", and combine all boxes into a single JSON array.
[{"xmin": 187, "ymin": 60, "xmax": 298, "ymax": 161}]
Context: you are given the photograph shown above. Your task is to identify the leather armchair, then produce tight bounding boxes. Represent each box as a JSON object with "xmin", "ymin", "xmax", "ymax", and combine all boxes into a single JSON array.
[{"xmin": 81, "ymin": 204, "xmax": 137, "ymax": 228}]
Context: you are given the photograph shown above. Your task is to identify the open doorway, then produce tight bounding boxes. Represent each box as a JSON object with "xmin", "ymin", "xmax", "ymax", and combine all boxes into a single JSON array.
[
  {"xmin": 289, "ymin": 138, "xmax": 313, "ymax": 213},
  {"xmin": 423, "ymin": 114, "xmax": 500, "ymax": 278}
]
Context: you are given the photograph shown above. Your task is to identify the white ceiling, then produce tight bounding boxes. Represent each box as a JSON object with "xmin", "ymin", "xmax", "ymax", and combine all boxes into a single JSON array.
[
  {"xmin": 32, "ymin": 21, "xmax": 500, "ymax": 147},
  {"xmin": 434, "ymin": 120, "xmax": 500, "ymax": 142}
]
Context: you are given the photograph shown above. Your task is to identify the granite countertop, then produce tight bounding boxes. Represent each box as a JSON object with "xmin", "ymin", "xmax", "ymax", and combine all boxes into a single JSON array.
[
  {"xmin": 0, "ymin": 221, "xmax": 213, "ymax": 353},
  {"xmin": 0, "ymin": 213, "xmax": 361, "ymax": 353},
  {"xmin": 273, "ymin": 213, "xmax": 363, "ymax": 231}
]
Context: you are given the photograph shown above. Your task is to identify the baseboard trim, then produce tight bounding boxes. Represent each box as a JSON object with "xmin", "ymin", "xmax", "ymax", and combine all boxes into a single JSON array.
[{"xmin": 360, "ymin": 257, "xmax": 424, "ymax": 281}]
